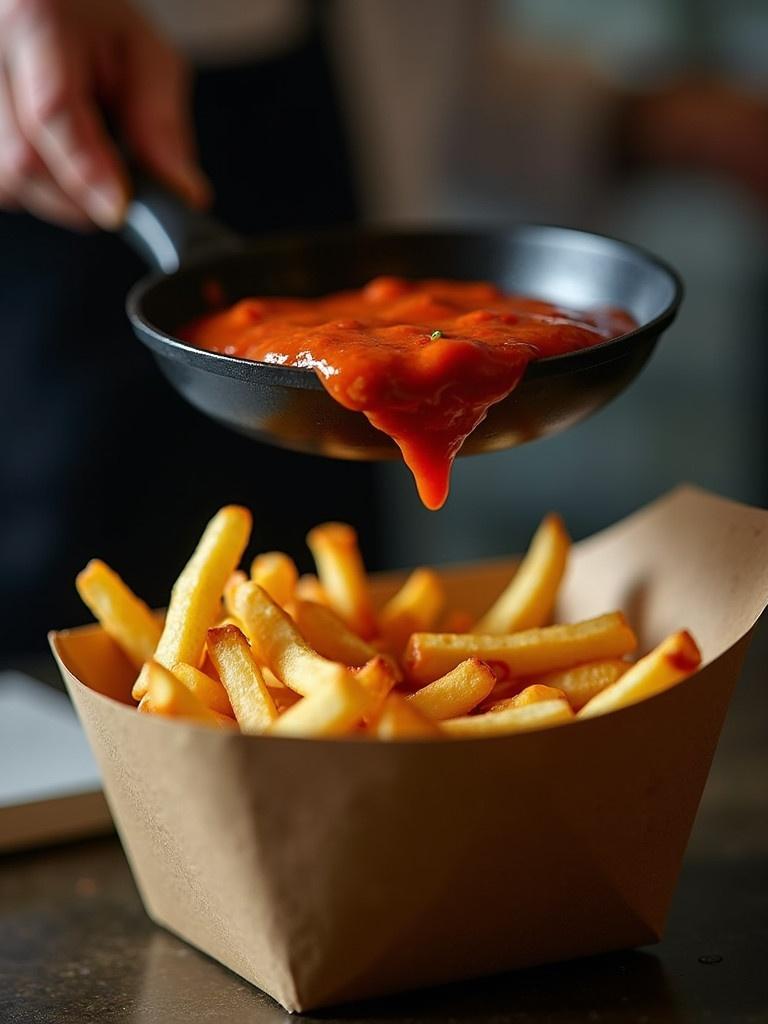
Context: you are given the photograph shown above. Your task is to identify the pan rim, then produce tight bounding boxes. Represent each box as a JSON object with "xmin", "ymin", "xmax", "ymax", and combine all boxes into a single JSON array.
[{"xmin": 126, "ymin": 223, "xmax": 684, "ymax": 388}]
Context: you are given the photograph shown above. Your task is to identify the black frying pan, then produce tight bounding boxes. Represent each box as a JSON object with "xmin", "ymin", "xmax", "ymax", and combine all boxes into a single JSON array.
[{"xmin": 123, "ymin": 184, "xmax": 683, "ymax": 460}]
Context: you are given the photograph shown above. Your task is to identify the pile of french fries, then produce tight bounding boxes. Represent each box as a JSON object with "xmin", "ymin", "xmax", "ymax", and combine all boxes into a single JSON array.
[{"xmin": 75, "ymin": 506, "xmax": 702, "ymax": 739}]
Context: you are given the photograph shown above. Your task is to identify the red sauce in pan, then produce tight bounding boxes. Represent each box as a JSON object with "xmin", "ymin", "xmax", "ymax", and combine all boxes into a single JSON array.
[{"xmin": 181, "ymin": 277, "xmax": 635, "ymax": 509}]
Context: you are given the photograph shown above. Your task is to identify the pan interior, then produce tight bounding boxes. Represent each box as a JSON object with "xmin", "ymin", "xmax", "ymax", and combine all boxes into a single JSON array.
[{"xmin": 132, "ymin": 228, "xmax": 680, "ymax": 346}]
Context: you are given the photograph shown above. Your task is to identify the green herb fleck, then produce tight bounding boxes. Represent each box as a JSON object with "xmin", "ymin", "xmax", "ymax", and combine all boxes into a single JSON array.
[{"xmin": 430, "ymin": 330, "xmax": 443, "ymax": 341}]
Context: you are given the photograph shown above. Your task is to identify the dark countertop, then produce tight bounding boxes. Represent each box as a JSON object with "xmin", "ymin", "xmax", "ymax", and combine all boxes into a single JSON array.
[{"xmin": 2, "ymin": 626, "xmax": 767, "ymax": 1024}]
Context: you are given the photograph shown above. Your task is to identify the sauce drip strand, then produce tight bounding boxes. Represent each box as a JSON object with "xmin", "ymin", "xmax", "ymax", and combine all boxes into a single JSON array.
[{"xmin": 181, "ymin": 277, "xmax": 635, "ymax": 509}]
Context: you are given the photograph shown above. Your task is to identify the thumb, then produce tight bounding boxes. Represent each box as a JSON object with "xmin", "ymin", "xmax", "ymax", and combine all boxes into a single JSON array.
[{"xmin": 119, "ymin": 34, "xmax": 211, "ymax": 208}]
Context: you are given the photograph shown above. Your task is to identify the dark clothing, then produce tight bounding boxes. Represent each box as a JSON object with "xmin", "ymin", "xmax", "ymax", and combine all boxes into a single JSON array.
[{"xmin": 0, "ymin": 26, "xmax": 379, "ymax": 655}]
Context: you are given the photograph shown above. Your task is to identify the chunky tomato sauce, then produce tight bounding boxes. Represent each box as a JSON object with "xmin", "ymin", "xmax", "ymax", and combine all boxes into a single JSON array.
[{"xmin": 181, "ymin": 277, "xmax": 635, "ymax": 509}]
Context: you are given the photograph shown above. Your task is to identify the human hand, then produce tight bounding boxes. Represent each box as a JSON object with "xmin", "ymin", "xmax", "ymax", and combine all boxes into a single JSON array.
[{"xmin": 0, "ymin": 0, "xmax": 210, "ymax": 229}]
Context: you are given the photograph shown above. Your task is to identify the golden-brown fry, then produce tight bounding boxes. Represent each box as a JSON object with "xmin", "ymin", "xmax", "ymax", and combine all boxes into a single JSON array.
[
  {"xmin": 374, "ymin": 693, "xmax": 441, "ymax": 739},
  {"xmin": 259, "ymin": 666, "xmax": 303, "ymax": 712},
  {"xmin": 262, "ymin": 666, "xmax": 284, "ymax": 689},
  {"xmin": 294, "ymin": 574, "xmax": 330, "ymax": 607},
  {"xmin": 356, "ymin": 655, "xmax": 398, "ymax": 698},
  {"xmin": 76, "ymin": 560, "xmax": 161, "ymax": 669},
  {"xmin": 250, "ymin": 552, "xmax": 299, "ymax": 608},
  {"xmin": 172, "ymin": 662, "xmax": 234, "ymax": 717},
  {"xmin": 200, "ymin": 651, "xmax": 219, "ymax": 680},
  {"xmin": 138, "ymin": 661, "xmax": 235, "ymax": 728},
  {"xmin": 578, "ymin": 631, "xmax": 701, "ymax": 719},
  {"xmin": 475, "ymin": 660, "xmax": 611, "ymax": 712},
  {"xmin": 355, "ymin": 655, "xmax": 398, "ymax": 723},
  {"xmin": 271, "ymin": 692, "xmax": 302, "ymax": 713},
  {"xmin": 268, "ymin": 675, "xmax": 370, "ymax": 737},
  {"xmin": 404, "ymin": 612, "xmax": 637, "ymax": 686},
  {"xmin": 213, "ymin": 616, "xmax": 247, "ymax": 633},
  {"xmin": 530, "ymin": 659, "xmax": 628, "ymax": 711},
  {"xmin": 306, "ymin": 522, "xmax": 376, "ymax": 638},
  {"xmin": 223, "ymin": 570, "xmax": 248, "ymax": 618},
  {"xmin": 294, "ymin": 600, "xmax": 378, "ymax": 667},
  {"xmin": 233, "ymin": 581, "xmax": 350, "ymax": 697},
  {"xmin": 475, "ymin": 513, "xmax": 570, "ymax": 634},
  {"xmin": 407, "ymin": 658, "xmax": 496, "ymax": 720},
  {"xmin": 207, "ymin": 625, "xmax": 279, "ymax": 733},
  {"xmin": 132, "ymin": 506, "xmax": 251, "ymax": 700},
  {"xmin": 486, "ymin": 683, "xmax": 567, "ymax": 713},
  {"xmin": 379, "ymin": 568, "xmax": 445, "ymax": 655},
  {"xmin": 441, "ymin": 699, "xmax": 574, "ymax": 738},
  {"xmin": 439, "ymin": 609, "xmax": 474, "ymax": 633}
]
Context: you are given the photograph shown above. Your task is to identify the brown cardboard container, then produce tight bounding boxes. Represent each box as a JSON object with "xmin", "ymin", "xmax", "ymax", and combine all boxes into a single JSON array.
[{"xmin": 50, "ymin": 486, "xmax": 768, "ymax": 1012}]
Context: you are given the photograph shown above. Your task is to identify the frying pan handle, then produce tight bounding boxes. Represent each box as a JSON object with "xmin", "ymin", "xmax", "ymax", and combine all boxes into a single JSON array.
[{"xmin": 121, "ymin": 178, "xmax": 242, "ymax": 274}]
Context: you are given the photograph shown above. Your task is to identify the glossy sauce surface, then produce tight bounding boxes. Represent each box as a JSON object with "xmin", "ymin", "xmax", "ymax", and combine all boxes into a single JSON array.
[{"xmin": 181, "ymin": 277, "xmax": 635, "ymax": 509}]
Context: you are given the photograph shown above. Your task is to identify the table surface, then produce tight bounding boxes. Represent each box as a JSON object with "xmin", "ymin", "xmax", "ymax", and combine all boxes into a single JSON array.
[{"xmin": 2, "ymin": 627, "xmax": 767, "ymax": 1024}]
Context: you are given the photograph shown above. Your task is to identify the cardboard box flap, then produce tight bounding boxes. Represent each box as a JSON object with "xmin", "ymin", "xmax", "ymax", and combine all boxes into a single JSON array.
[{"xmin": 557, "ymin": 484, "xmax": 768, "ymax": 656}]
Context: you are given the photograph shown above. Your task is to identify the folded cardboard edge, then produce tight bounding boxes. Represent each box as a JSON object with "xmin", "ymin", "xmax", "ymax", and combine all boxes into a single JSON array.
[{"xmin": 45, "ymin": 629, "xmax": 752, "ymax": 749}]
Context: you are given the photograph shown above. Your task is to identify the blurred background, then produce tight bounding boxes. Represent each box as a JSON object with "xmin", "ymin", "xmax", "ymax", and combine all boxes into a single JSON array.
[{"xmin": 1, "ymin": 0, "xmax": 768, "ymax": 663}]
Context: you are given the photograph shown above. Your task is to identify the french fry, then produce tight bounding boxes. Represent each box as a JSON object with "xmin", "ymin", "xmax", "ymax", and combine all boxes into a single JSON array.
[
  {"xmin": 486, "ymin": 683, "xmax": 567, "ymax": 713},
  {"xmin": 405, "ymin": 612, "xmax": 637, "ymax": 686},
  {"xmin": 261, "ymin": 666, "xmax": 303, "ymax": 713},
  {"xmin": 172, "ymin": 662, "xmax": 233, "ymax": 717},
  {"xmin": 356, "ymin": 655, "xmax": 397, "ymax": 698},
  {"xmin": 294, "ymin": 600, "xmax": 378, "ymax": 667},
  {"xmin": 475, "ymin": 513, "xmax": 570, "ymax": 634},
  {"xmin": 214, "ymin": 615, "xmax": 246, "ymax": 631},
  {"xmin": 138, "ymin": 661, "xmax": 234, "ymax": 728},
  {"xmin": 207, "ymin": 625, "xmax": 279, "ymax": 733},
  {"xmin": 223, "ymin": 570, "xmax": 248, "ymax": 618},
  {"xmin": 132, "ymin": 506, "xmax": 251, "ymax": 700},
  {"xmin": 474, "ymin": 674, "xmax": 529, "ymax": 710},
  {"xmin": 75, "ymin": 503, "xmax": 705, "ymax": 741},
  {"xmin": 442, "ymin": 699, "xmax": 574, "ymax": 738},
  {"xmin": 379, "ymin": 568, "xmax": 445, "ymax": 655},
  {"xmin": 578, "ymin": 631, "xmax": 701, "ymax": 719},
  {"xmin": 374, "ymin": 693, "xmax": 441, "ymax": 739},
  {"xmin": 529, "ymin": 659, "xmax": 628, "ymax": 712},
  {"xmin": 476, "ymin": 660, "xmax": 621, "ymax": 714},
  {"xmin": 269, "ymin": 687, "xmax": 303, "ymax": 713},
  {"xmin": 233, "ymin": 581, "xmax": 350, "ymax": 697},
  {"xmin": 76, "ymin": 560, "xmax": 161, "ymax": 669},
  {"xmin": 250, "ymin": 552, "xmax": 299, "ymax": 608},
  {"xmin": 306, "ymin": 522, "xmax": 376, "ymax": 639},
  {"xmin": 268, "ymin": 675, "xmax": 371, "ymax": 738},
  {"xmin": 294, "ymin": 574, "xmax": 330, "ymax": 607},
  {"xmin": 439, "ymin": 609, "xmax": 474, "ymax": 633},
  {"xmin": 406, "ymin": 658, "xmax": 496, "ymax": 720},
  {"xmin": 355, "ymin": 655, "xmax": 398, "ymax": 722}
]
